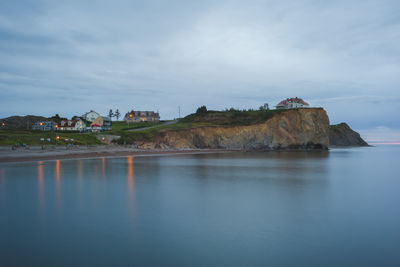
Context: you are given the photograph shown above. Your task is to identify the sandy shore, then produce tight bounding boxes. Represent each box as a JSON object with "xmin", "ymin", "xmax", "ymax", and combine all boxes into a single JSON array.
[{"xmin": 0, "ymin": 145, "xmax": 236, "ymax": 163}]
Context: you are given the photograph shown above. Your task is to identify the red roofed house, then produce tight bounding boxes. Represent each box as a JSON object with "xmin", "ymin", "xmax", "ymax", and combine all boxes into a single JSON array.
[
  {"xmin": 275, "ymin": 97, "xmax": 310, "ymax": 109},
  {"xmin": 56, "ymin": 119, "xmax": 87, "ymax": 132},
  {"xmin": 125, "ymin": 110, "xmax": 160, "ymax": 123}
]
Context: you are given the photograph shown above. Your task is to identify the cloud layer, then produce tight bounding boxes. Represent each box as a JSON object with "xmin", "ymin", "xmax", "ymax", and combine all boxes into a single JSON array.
[{"xmin": 1, "ymin": 0, "xmax": 399, "ymax": 139}]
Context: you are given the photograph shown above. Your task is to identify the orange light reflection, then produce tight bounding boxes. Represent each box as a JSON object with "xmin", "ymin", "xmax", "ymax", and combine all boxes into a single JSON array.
[
  {"xmin": 37, "ymin": 161, "xmax": 45, "ymax": 217},
  {"xmin": 54, "ymin": 160, "xmax": 61, "ymax": 213},
  {"xmin": 127, "ymin": 156, "xmax": 135, "ymax": 217},
  {"xmin": 102, "ymin": 157, "xmax": 106, "ymax": 176}
]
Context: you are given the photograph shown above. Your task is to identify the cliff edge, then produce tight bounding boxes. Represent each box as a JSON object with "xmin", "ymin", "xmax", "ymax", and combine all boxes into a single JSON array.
[
  {"xmin": 329, "ymin": 123, "xmax": 369, "ymax": 147},
  {"xmin": 135, "ymin": 108, "xmax": 330, "ymax": 150}
]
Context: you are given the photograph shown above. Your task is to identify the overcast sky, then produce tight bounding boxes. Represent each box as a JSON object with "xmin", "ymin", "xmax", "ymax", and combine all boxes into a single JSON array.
[{"xmin": 1, "ymin": 0, "xmax": 399, "ymax": 141}]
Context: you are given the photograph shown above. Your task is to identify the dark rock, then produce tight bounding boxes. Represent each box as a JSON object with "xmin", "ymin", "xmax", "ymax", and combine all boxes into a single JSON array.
[{"xmin": 329, "ymin": 123, "xmax": 369, "ymax": 147}]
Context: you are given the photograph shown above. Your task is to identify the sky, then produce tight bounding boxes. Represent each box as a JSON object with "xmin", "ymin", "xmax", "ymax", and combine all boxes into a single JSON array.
[{"xmin": 0, "ymin": 0, "xmax": 399, "ymax": 142}]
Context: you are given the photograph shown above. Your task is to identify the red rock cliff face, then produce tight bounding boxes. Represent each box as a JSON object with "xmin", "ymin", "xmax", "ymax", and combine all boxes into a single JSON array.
[{"xmin": 136, "ymin": 108, "xmax": 330, "ymax": 150}]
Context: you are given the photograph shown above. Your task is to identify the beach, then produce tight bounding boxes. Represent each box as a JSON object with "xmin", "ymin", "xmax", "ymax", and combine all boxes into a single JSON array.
[{"xmin": 0, "ymin": 145, "xmax": 235, "ymax": 163}]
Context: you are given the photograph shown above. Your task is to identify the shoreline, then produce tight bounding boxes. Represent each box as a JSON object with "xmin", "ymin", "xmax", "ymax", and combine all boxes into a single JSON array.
[
  {"xmin": 0, "ymin": 145, "xmax": 366, "ymax": 164},
  {"xmin": 0, "ymin": 146, "xmax": 238, "ymax": 163}
]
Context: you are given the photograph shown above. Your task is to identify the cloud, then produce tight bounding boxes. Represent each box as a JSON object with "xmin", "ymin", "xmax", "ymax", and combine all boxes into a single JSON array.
[
  {"xmin": 0, "ymin": 0, "xmax": 399, "ymax": 125},
  {"xmin": 359, "ymin": 126, "xmax": 400, "ymax": 143}
]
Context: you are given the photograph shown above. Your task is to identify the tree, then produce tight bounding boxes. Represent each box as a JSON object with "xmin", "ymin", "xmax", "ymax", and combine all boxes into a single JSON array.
[
  {"xmin": 196, "ymin": 106, "xmax": 207, "ymax": 114},
  {"xmin": 48, "ymin": 114, "xmax": 67, "ymax": 122},
  {"xmin": 108, "ymin": 109, "xmax": 114, "ymax": 120},
  {"xmin": 115, "ymin": 109, "xmax": 121, "ymax": 121}
]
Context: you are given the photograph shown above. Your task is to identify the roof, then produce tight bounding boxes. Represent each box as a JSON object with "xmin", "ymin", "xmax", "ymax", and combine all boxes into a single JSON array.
[
  {"xmin": 276, "ymin": 97, "xmax": 309, "ymax": 106},
  {"xmin": 82, "ymin": 110, "xmax": 100, "ymax": 116}
]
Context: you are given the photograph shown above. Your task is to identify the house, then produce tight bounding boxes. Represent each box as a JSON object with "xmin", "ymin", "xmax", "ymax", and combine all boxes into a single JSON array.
[
  {"xmin": 82, "ymin": 110, "xmax": 101, "ymax": 122},
  {"xmin": 90, "ymin": 116, "xmax": 112, "ymax": 131},
  {"xmin": 275, "ymin": 97, "xmax": 310, "ymax": 109},
  {"xmin": 56, "ymin": 119, "xmax": 87, "ymax": 132},
  {"xmin": 32, "ymin": 121, "xmax": 56, "ymax": 131},
  {"xmin": 125, "ymin": 110, "xmax": 160, "ymax": 123}
]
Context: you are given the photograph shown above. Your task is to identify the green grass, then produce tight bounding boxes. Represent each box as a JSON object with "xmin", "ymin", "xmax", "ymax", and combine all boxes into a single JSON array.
[
  {"xmin": 111, "ymin": 121, "xmax": 159, "ymax": 131},
  {"xmin": 329, "ymin": 123, "xmax": 348, "ymax": 132},
  {"xmin": 179, "ymin": 108, "xmax": 290, "ymax": 126},
  {"xmin": 112, "ymin": 122, "xmax": 214, "ymax": 145},
  {"xmin": 0, "ymin": 130, "xmax": 102, "ymax": 146}
]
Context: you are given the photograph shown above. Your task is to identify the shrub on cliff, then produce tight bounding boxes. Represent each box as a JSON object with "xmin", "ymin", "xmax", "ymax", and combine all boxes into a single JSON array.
[{"xmin": 196, "ymin": 106, "xmax": 208, "ymax": 114}]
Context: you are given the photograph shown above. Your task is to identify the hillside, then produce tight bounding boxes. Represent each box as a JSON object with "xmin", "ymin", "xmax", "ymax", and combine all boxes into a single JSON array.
[
  {"xmin": 115, "ymin": 108, "xmax": 330, "ymax": 150},
  {"xmin": 0, "ymin": 115, "xmax": 47, "ymax": 130},
  {"xmin": 329, "ymin": 123, "xmax": 369, "ymax": 147}
]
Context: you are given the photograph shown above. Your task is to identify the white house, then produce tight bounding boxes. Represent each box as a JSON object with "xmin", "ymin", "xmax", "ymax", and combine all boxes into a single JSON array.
[
  {"xmin": 82, "ymin": 110, "xmax": 101, "ymax": 122},
  {"xmin": 275, "ymin": 97, "xmax": 310, "ymax": 109}
]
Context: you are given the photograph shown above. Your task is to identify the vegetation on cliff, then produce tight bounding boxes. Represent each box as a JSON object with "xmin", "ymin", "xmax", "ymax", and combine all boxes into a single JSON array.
[{"xmin": 180, "ymin": 107, "xmax": 293, "ymax": 126}]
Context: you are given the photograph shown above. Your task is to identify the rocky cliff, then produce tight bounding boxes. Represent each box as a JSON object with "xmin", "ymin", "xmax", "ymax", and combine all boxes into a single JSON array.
[
  {"xmin": 329, "ymin": 123, "xmax": 369, "ymax": 147},
  {"xmin": 135, "ymin": 108, "xmax": 330, "ymax": 150}
]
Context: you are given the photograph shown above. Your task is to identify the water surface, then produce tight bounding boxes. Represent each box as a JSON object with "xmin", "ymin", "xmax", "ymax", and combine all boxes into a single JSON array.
[{"xmin": 1, "ymin": 147, "xmax": 399, "ymax": 266}]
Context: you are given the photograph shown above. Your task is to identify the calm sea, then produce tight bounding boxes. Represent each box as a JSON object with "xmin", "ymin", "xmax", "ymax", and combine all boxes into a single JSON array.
[{"xmin": 1, "ymin": 146, "xmax": 399, "ymax": 266}]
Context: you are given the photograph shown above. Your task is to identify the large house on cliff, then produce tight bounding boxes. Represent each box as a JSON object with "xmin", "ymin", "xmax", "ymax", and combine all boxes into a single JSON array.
[
  {"xmin": 125, "ymin": 110, "xmax": 160, "ymax": 123},
  {"xmin": 275, "ymin": 97, "xmax": 310, "ymax": 109}
]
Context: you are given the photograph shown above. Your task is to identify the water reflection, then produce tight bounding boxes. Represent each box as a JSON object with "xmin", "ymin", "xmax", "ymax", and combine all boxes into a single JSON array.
[
  {"xmin": 185, "ymin": 152, "xmax": 329, "ymax": 185},
  {"xmin": 54, "ymin": 160, "xmax": 62, "ymax": 213},
  {"xmin": 77, "ymin": 160, "xmax": 83, "ymax": 180},
  {"xmin": 102, "ymin": 157, "xmax": 106, "ymax": 177},
  {"xmin": 0, "ymin": 168, "xmax": 5, "ymax": 208},
  {"xmin": 37, "ymin": 161, "xmax": 45, "ymax": 216},
  {"xmin": 127, "ymin": 156, "xmax": 135, "ymax": 217}
]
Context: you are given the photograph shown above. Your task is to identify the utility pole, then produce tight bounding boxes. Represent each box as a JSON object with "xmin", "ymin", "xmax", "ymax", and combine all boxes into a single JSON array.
[{"xmin": 178, "ymin": 106, "xmax": 181, "ymax": 119}]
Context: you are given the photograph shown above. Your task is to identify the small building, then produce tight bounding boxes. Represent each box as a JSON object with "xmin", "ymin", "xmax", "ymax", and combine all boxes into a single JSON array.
[
  {"xmin": 125, "ymin": 110, "xmax": 160, "ymax": 123},
  {"xmin": 56, "ymin": 119, "xmax": 87, "ymax": 132},
  {"xmin": 275, "ymin": 97, "xmax": 310, "ymax": 109},
  {"xmin": 90, "ymin": 116, "xmax": 112, "ymax": 131},
  {"xmin": 82, "ymin": 110, "xmax": 101, "ymax": 122},
  {"xmin": 32, "ymin": 121, "xmax": 56, "ymax": 131}
]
